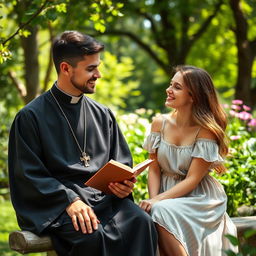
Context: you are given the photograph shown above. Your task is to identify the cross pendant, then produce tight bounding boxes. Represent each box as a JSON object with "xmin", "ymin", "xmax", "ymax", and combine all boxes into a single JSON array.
[{"xmin": 80, "ymin": 152, "xmax": 90, "ymax": 167}]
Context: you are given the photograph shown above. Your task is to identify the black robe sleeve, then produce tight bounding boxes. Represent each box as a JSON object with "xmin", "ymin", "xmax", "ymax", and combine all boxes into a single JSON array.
[{"xmin": 8, "ymin": 109, "xmax": 79, "ymax": 234}]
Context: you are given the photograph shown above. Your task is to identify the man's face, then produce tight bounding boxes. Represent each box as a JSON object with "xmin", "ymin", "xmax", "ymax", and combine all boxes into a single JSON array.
[{"xmin": 69, "ymin": 53, "xmax": 101, "ymax": 94}]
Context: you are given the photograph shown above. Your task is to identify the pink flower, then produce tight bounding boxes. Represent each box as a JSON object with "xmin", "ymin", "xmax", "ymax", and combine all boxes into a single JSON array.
[
  {"xmin": 230, "ymin": 135, "xmax": 241, "ymax": 140},
  {"xmin": 229, "ymin": 110, "xmax": 239, "ymax": 117},
  {"xmin": 222, "ymin": 104, "xmax": 229, "ymax": 109},
  {"xmin": 232, "ymin": 99, "xmax": 243, "ymax": 105},
  {"xmin": 231, "ymin": 104, "xmax": 241, "ymax": 110},
  {"xmin": 238, "ymin": 111, "xmax": 252, "ymax": 121},
  {"xmin": 243, "ymin": 105, "xmax": 251, "ymax": 111},
  {"xmin": 248, "ymin": 118, "xmax": 256, "ymax": 127}
]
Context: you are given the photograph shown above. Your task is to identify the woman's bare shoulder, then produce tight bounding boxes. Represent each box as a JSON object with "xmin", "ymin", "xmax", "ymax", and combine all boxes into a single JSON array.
[{"xmin": 151, "ymin": 114, "xmax": 165, "ymax": 132}]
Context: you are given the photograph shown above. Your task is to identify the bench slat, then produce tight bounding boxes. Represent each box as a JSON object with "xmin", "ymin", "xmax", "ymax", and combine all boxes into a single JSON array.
[{"xmin": 9, "ymin": 216, "xmax": 256, "ymax": 254}]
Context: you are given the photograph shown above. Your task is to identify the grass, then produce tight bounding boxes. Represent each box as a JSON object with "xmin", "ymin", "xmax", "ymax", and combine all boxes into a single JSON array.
[{"xmin": 0, "ymin": 199, "xmax": 46, "ymax": 256}]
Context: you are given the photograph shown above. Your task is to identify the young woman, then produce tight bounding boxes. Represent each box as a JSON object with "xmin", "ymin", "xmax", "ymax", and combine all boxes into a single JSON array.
[{"xmin": 139, "ymin": 65, "xmax": 238, "ymax": 256}]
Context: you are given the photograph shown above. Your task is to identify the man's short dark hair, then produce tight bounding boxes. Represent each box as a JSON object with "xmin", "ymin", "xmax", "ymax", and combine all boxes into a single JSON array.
[{"xmin": 52, "ymin": 31, "xmax": 104, "ymax": 73}]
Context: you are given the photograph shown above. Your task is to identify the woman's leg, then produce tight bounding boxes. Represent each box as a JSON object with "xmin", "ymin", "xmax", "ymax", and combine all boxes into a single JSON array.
[{"xmin": 156, "ymin": 224, "xmax": 188, "ymax": 256}]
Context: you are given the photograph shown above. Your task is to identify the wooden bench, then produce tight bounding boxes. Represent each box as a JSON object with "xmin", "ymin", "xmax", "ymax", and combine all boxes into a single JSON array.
[
  {"xmin": 9, "ymin": 216, "xmax": 256, "ymax": 255},
  {"xmin": 9, "ymin": 230, "xmax": 57, "ymax": 255},
  {"xmin": 232, "ymin": 216, "xmax": 256, "ymax": 249}
]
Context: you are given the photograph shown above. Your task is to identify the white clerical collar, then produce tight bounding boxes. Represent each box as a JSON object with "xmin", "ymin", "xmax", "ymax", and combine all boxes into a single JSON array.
[{"xmin": 55, "ymin": 83, "xmax": 83, "ymax": 104}]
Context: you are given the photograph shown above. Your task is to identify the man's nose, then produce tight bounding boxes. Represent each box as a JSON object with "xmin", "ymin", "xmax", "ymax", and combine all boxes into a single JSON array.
[{"xmin": 93, "ymin": 68, "xmax": 101, "ymax": 78}]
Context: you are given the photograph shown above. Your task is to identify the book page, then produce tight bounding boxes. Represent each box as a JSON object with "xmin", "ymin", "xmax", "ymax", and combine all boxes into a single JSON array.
[
  {"xmin": 133, "ymin": 159, "xmax": 154, "ymax": 173},
  {"xmin": 109, "ymin": 159, "xmax": 132, "ymax": 172}
]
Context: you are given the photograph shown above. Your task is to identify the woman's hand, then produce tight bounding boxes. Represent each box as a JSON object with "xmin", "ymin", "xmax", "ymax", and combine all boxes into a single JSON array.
[{"xmin": 139, "ymin": 198, "xmax": 159, "ymax": 213}]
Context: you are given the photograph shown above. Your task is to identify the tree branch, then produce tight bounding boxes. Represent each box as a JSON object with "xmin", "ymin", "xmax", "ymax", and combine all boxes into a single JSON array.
[
  {"xmin": 8, "ymin": 71, "xmax": 27, "ymax": 97},
  {"xmin": 229, "ymin": 0, "xmax": 248, "ymax": 43},
  {"xmin": 134, "ymin": 9, "xmax": 165, "ymax": 49},
  {"xmin": 102, "ymin": 30, "xmax": 169, "ymax": 73},
  {"xmin": 159, "ymin": 7, "xmax": 177, "ymax": 60},
  {"xmin": 2, "ymin": 0, "xmax": 51, "ymax": 46},
  {"xmin": 42, "ymin": 22, "xmax": 55, "ymax": 93},
  {"xmin": 190, "ymin": 0, "xmax": 223, "ymax": 43}
]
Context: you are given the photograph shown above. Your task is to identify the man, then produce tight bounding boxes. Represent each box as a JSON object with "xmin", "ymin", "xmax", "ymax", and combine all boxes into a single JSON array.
[{"xmin": 8, "ymin": 31, "xmax": 157, "ymax": 256}]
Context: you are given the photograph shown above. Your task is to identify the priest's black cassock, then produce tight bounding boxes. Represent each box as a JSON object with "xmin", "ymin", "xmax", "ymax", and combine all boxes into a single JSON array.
[{"xmin": 8, "ymin": 84, "xmax": 157, "ymax": 256}]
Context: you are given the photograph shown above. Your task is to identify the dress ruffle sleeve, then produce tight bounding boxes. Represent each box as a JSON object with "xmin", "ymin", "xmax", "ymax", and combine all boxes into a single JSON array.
[
  {"xmin": 143, "ymin": 132, "xmax": 161, "ymax": 153},
  {"xmin": 191, "ymin": 139, "xmax": 224, "ymax": 168}
]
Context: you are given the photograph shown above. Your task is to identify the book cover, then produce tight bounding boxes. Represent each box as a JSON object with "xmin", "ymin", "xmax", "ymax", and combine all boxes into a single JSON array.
[{"xmin": 85, "ymin": 159, "xmax": 154, "ymax": 194}]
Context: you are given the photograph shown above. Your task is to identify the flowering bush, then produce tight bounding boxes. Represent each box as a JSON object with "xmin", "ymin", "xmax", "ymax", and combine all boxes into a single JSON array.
[
  {"xmin": 118, "ymin": 101, "xmax": 256, "ymax": 215},
  {"xmin": 117, "ymin": 109, "xmax": 153, "ymax": 203},
  {"xmin": 217, "ymin": 100, "xmax": 256, "ymax": 216}
]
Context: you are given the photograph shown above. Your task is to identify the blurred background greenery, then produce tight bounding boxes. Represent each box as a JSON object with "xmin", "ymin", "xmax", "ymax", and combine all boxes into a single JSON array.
[{"xmin": 1, "ymin": 0, "xmax": 256, "ymax": 254}]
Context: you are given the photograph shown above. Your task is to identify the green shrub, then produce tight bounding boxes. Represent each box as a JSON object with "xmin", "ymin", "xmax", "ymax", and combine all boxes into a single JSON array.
[
  {"xmin": 224, "ymin": 231, "xmax": 256, "ymax": 256},
  {"xmin": 213, "ymin": 100, "xmax": 256, "ymax": 216},
  {"xmin": 118, "ymin": 109, "xmax": 153, "ymax": 203}
]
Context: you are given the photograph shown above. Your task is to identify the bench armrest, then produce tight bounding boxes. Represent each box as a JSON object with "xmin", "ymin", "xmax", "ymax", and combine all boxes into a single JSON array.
[{"xmin": 9, "ymin": 230, "xmax": 53, "ymax": 253}]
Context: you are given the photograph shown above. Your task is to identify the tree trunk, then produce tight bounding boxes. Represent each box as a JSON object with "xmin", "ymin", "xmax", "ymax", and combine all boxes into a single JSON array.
[
  {"xmin": 230, "ymin": 0, "xmax": 256, "ymax": 108},
  {"xmin": 235, "ymin": 46, "xmax": 253, "ymax": 105},
  {"xmin": 20, "ymin": 25, "xmax": 39, "ymax": 104}
]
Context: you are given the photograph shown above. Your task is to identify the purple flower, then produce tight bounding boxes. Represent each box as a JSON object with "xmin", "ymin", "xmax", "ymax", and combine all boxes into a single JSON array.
[
  {"xmin": 238, "ymin": 111, "xmax": 252, "ymax": 121},
  {"xmin": 232, "ymin": 99, "xmax": 243, "ymax": 105},
  {"xmin": 230, "ymin": 135, "xmax": 241, "ymax": 140},
  {"xmin": 243, "ymin": 105, "xmax": 251, "ymax": 111},
  {"xmin": 248, "ymin": 118, "xmax": 256, "ymax": 127}
]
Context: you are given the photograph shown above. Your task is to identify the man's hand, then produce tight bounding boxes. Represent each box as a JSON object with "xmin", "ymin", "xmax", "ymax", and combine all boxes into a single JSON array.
[
  {"xmin": 108, "ymin": 177, "xmax": 136, "ymax": 198},
  {"xmin": 66, "ymin": 199, "xmax": 100, "ymax": 234}
]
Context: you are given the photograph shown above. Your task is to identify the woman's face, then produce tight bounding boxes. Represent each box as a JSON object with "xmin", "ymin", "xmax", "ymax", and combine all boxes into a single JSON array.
[{"xmin": 165, "ymin": 71, "xmax": 193, "ymax": 109}]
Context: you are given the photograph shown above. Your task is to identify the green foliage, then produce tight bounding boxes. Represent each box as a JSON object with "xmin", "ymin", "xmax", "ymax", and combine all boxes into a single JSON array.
[
  {"xmin": 0, "ymin": 0, "xmax": 124, "ymax": 61},
  {"xmin": 188, "ymin": 3, "xmax": 238, "ymax": 102},
  {"xmin": 0, "ymin": 200, "xmax": 46, "ymax": 256},
  {"xmin": 89, "ymin": 0, "xmax": 124, "ymax": 32},
  {"xmin": 0, "ymin": 102, "xmax": 18, "ymax": 198},
  {"xmin": 224, "ymin": 232, "xmax": 256, "ymax": 256},
  {"xmin": 0, "ymin": 43, "xmax": 12, "ymax": 63},
  {"xmin": 117, "ymin": 109, "xmax": 154, "ymax": 203},
  {"xmin": 212, "ymin": 100, "xmax": 256, "ymax": 216},
  {"xmin": 89, "ymin": 51, "xmax": 139, "ymax": 109}
]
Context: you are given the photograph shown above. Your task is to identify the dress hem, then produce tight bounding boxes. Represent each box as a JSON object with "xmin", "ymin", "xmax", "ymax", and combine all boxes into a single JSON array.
[{"xmin": 153, "ymin": 220, "xmax": 189, "ymax": 256}]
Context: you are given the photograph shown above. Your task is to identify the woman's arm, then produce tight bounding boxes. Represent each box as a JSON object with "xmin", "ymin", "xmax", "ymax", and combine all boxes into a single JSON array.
[
  {"xmin": 140, "ymin": 157, "xmax": 211, "ymax": 212},
  {"xmin": 139, "ymin": 115, "xmax": 162, "ymax": 211},
  {"xmin": 148, "ymin": 153, "xmax": 161, "ymax": 198}
]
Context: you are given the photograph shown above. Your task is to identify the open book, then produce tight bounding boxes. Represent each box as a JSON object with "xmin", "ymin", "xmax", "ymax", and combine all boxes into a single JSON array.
[{"xmin": 85, "ymin": 159, "xmax": 154, "ymax": 194}]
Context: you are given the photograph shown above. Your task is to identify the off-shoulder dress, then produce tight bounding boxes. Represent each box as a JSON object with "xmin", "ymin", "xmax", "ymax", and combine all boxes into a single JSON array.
[{"xmin": 143, "ymin": 118, "xmax": 237, "ymax": 256}]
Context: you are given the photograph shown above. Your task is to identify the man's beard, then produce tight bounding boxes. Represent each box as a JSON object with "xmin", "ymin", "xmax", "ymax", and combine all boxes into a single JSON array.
[{"xmin": 70, "ymin": 76, "xmax": 96, "ymax": 94}]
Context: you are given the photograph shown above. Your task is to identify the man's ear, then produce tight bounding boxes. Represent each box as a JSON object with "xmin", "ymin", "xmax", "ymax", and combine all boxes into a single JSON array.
[{"xmin": 60, "ymin": 62, "xmax": 71, "ymax": 75}]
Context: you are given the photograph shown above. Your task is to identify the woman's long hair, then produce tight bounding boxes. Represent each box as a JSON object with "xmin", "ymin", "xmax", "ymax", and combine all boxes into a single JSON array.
[{"xmin": 175, "ymin": 65, "xmax": 228, "ymax": 174}]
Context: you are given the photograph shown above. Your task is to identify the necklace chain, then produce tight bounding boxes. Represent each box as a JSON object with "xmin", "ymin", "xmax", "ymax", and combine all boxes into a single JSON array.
[{"xmin": 50, "ymin": 89, "xmax": 90, "ymax": 167}]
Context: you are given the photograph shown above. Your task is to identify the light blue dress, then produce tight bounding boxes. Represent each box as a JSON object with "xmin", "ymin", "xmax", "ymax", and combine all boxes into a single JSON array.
[{"xmin": 143, "ymin": 120, "xmax": 238, "ymax": 256}]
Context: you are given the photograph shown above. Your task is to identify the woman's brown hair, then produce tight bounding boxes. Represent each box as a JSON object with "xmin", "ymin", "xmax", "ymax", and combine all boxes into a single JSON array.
[{"xmin": 175, "ymin": 65, "xmax": 228, "ymax": 174}]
